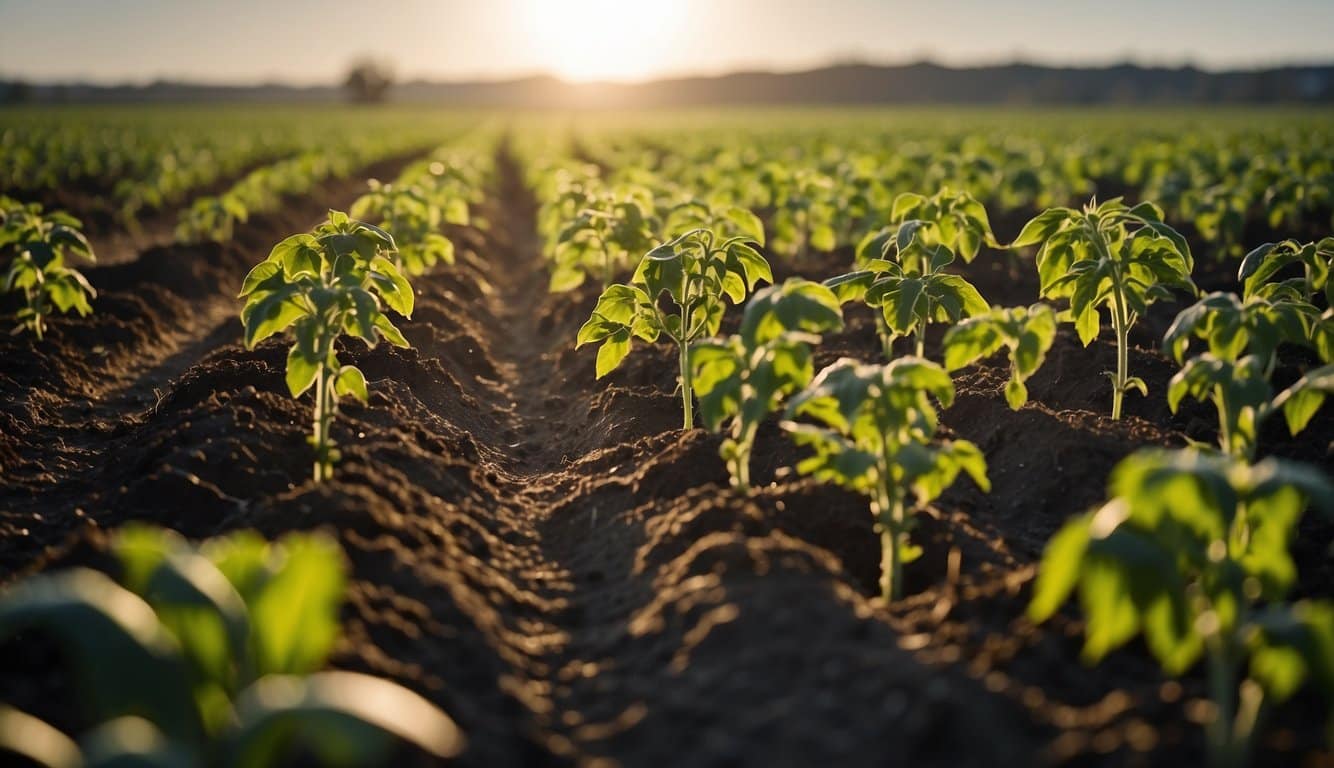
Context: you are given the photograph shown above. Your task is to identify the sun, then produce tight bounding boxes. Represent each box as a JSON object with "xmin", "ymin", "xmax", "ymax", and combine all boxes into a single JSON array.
[{"xmin": 518, "ymin": 0, "xmax": 685, "ymax": 82}]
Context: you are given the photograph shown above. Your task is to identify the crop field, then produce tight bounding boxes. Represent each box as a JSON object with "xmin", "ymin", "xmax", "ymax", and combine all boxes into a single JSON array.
[{"xmin": 0, "ymin": 105, "xmax": 1332, "ymax": 766}]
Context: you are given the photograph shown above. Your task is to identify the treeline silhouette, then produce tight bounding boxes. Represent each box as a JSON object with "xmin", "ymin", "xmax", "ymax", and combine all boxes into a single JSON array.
[{"xmin": 3, "ymin": 61, "xmax": 1331, "ymax": 106}]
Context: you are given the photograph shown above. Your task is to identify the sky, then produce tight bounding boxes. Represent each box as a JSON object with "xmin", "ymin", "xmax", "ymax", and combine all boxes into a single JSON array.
[{"xmin": 1, "ymin": 0, "xmax": 1332, "ymax": 85}]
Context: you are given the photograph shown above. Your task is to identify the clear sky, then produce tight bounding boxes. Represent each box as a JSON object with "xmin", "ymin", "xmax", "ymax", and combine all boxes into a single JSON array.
[{"xmin": 1, "ymin": 0, "xmax": 1332, "ymax": 85}]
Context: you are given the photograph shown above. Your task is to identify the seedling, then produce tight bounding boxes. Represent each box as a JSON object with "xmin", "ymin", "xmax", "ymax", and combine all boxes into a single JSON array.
[
  {"xmin": 1012, "ymin": 198, "xmax": 1195, "ymax": 419},
  {"xmin": 239, "ymin": 210, "xmax": 413, "ymax": 482},
  {"xmin": 1167, "ymin": 354, "xmax": 1332, "ymax": 460},
  {"xmin": 943, "ymin": 303, "xmax": 1058, "ymax": 409},
  {"xmin": 871, "ymin": 188, "xmax": 1000, "ymax": 263},
  {"xmin": 1, "ymin": 200, "xmax": 97, "ymax": 340},
  {"xmin": 1029, "ymin": 449, "xmax": 1334, "ymax": 768},
  {"xmin": 1164, "ymin": 291, "xmax": 1316, "ymax": 378},
  {"xmin": 0, "ymin": 524, "xmax": 464, "ymax": 766},
  {"xmin": 549, "ymin": 192, "xmax": 655, "ymax": 291},
  {"xmin": 1237, "ymin": 238, "xmax": 1332, "ymax": 306},
  {"xmin": 782, "ymin": 358, "xmax": 990, "ymax": 600},
  {"xmin": 691, "ymin": 278, "xmax": 844, "ymax": 491},
  {"xmin": 826, "ymin": 220, "xmax": 989, "ymax": 359},
  {"xmin": 177, "ymin": 194, "xmax": 250, "ymax": 244},
  {"xmin": 350, "ymin": 179, "xmax": 459, "ymax": 276},
  {"xmin": 577, "ymin": 224, "xmax": 772, "ymax": 430}
]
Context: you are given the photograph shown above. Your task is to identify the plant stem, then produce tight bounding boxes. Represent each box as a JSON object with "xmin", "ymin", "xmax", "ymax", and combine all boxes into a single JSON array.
[
  {"xmin": 875, "ymin": 479, "xmax": 905, "ymax": 601},
  {"xmin": 1109, "ymin": 278, "xmax": 1130, "ymax": 421},
  {"xmin": 914, "ymin": 330, "xmax": 926, "ymax": 358},
  {"xmin": 312, "ymin": 360, "xmax": 329, "ymax": 482},
  {"xmin": 1205, "ymin": 640, "xmax": 1242, "ymax": 768},
  {"xmin": 679, "ymin": 339, "xmax": 693, "ymax": 431}
]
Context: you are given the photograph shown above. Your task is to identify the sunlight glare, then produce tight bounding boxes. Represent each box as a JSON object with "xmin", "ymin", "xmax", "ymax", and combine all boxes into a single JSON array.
[{"xmin": 518, "ymin": 0, "xmax": 686, "ymax": 81}]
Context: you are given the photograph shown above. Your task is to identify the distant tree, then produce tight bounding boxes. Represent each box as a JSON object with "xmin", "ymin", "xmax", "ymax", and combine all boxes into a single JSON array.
[
  {"xmin": 344, "ymin": 58, "xmax": 394, "ymax": 104},
  {"xmin": 2, "ymin": 80, "xmax": 33, "ymax": 104}
]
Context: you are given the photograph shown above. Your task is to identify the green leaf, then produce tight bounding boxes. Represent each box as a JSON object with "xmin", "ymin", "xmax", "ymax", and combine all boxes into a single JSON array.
[
  {"xmin": 0, "ymin": 570, "xmax": 200, "ymax": 742},
  {"xmin": 248, "ymin": 535, "xmax": 345, "ymax": 676},
  {"xmin": 229, "ymin": 672, "xmax": 465, "ymax": 765},
  {"xmin": 286, "ymin": 344, "xmax": 321, "ymax": 398},
  {"xmin": 334, "ymin": 365, "xmax": 369, "ymax": 403},
  {"xmin": 595, "ymin": 329, "xmax": 632, "ymax": 378}
]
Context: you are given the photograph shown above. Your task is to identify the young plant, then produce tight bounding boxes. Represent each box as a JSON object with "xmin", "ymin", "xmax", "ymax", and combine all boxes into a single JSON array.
[
  {"xmin": 549, "ymin": 192, "xmax": 656, "ymax": 291},
  {"xmin": 782, "ymin": 357, "xmax": 990, "ymax": 601},
  {"xmin": 690, "ymin": 278, "xmax": 844, "ymax": 491},
  {"xmin": 1166, "ymin": 355, "xmax": 1332, "ymax": 460},
  {"xmin": 1012, "ymin": 198, "xmax": 1195, "ymax": 419},
  {"xmin": 827, "ymin": 220, "xmax": 989, "ymax": 359},
  {"xmin": 1163, "ymin": 290, "xmax": 1330, "ymax": 458},
  {"xmin": 872, "ymin": 188, "xmax": 999, "ymax": 263},
  {"xmin": 1, "ymin": 200, "xmax": 96, "ymax": 340},
  {"xmin": 176, "ymin": 194, "xmax": 250, "ymax": 244},
  {"xmin": 350, "ymin": 180, "xmax": 458, "ymax": 276},
  {"xmin": 1029, "ymin": 449, "xmax": 1334, "ymax": 768},
  {"xmin": 1237, "ymin": 238, "xmax": 1332, "ymax": 306},
  {"xmin": 0, "ymin": 524, "xmax": 464, "ymax": 767},
  {"xmin": 1164, "ymin": 291, "xmax": 1317, "ymax": 378},
  {"xmin": 577, "ymin": 224, "xmax": 772, "ymax": 430},
  {"xmin": 943, "ymin": 303, "xmax": 1058, "ymax": 410},
  {"xmin": 239, "ymin": 210, "xmax": 413, "ymax": 482}
]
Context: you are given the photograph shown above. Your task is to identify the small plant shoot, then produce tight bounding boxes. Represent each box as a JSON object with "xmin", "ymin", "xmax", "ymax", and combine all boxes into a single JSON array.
[
  {"xmin": 943, "ymin": 303, "xmax": 1058, "ymax": 410},
  {"xmin": 1029, "ymin": 449, "xmax": 1334, "ymax": 768},
  {"xmin": 782, "ymin": 357, "xmax": 990, "ymax": 601},
  {"xmin": 1, "ymin": 198, "xmax": 97, "ymax": 340},
  {"xmin": 577, "ymin": 222, "xmax": 772, "ymax": 430},
  {"xmin": 827, "ymin": 220, "xmax": 989, "ymax": 359},
  {"xmin": 690, "ymin": 278, "xmax": 844, "ymax": 491},
  {"xmin": 350, "ymin": 179, "xmax": 460, "ymax": 276},
  {"xmin": 1013, "ymin": 198, "xmax": 1195, "ymax": 419},
  {"xmin": 0, "ymin": 524, "xmax": 464, "ymax": 767},
  {"xmin": 239, "ymin": 210, "xmax": 414, "ymax": 482}
]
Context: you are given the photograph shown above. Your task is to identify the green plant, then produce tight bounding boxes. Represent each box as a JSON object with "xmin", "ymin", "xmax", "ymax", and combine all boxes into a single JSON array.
[
  {"xmin": 1, "ymin": 200, "xmax": 97, "ymax": 340},
  {"xmin": 1166, "ymin": 355, "xmax": 1332, "ymax": 460},
  {"xmin": 943, "ymin": 303, "xmax": 1058, "ymax": 409},
  {"xmin": 1163, "ymin": 291, "xmax": 1330, "ymax": 459},
  {"xmin": 176, "ymin": 194, "xmax": 250, "ymax": 244},
  {"xmin": 690, "ymin": 278, "xmax": 844, "ymax": 491},
  {"xmin": 0, "ymin": 524, "xmax": 464, "ymax": 767},
  {"xmin": 1012, "ymin": 198, "xmax": 1195, "ymax": 419},
  {"xmin": 1237, "ymin": 238, "xmax": 1332, "ymax": 306},
  {"xmin": 1164, "ymin": 291, "xmax": 1317, "ymax": 378},
  {"xmin": 1029, "ymin": 449, "xmax": 1334, "ymax": 768},
  {"xmin": 871, "ymin": 188, "xmax": 999, "ymax": 263},
  {"xmin": 549, "ymin": 193, "xmax": 656, "ymax": 291},
  {"xmin": 782, "ymin": 357, "xmax": 990, "ymax": 600},
  {"xmin": 238, "ymin": 210, "xmax": 413, "ymax": 482},
  {"xmin": 350, "ymin": 179, "xmax": 459, "ymax": 276},
  {"xmin": 576, "ymin": 223, "xmax": 772, "ymax": 430},
  {"xmin": 827, "ymin": 220, "xmax": 988, "ymax": 359}
]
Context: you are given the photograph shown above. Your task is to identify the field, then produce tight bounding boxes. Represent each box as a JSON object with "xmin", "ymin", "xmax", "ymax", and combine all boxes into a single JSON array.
[{"xmin": 1, "ymin": 105, "xmax": 1332, "ymax": 766}]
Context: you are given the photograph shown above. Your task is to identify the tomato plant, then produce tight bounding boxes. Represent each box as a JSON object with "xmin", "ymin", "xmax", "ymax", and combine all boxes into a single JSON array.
[
  {"xmin": 0, "ymin": 524, "xmax": 464, "ymax": 767},
  {"xmin": 782, "ymin": 358, "xmax": 990, "ymax": 600},
  {"xmin": 1030, "ymin": 449, "xmax": 1334, "ymax": 768},
  {"xmin": 577, "ymin": 223, "xmax": 771, "ymax": 430},
  {"xmin": 690, "ymin": 278, "xmax": 844, "ymax": 491},
  {"xmin": 238, "ymin": 211, "xmax": 413, "ymax": 482},
  {"xmin": 943, "ymin": 303, "xmax": 1058, "ymax": 410},
  {"xmin": 1, "ymin": 198, "xmax": 97, "ymax": 340},
  {"xmin": 827, "ymin": 220, "xmax": 988, "ymax": 359},
  {"xmin": 1012, "ymin": 198, "xmax": 1195, "ymax": 419}
]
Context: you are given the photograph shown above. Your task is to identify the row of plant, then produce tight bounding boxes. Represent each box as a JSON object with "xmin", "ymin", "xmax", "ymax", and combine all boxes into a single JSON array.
[
  {"xmin": 1, "ymin": 136, "xmax": 497, "ymax": 764},
  {"xmin": 562, "ymin": 112, "xmax": 1333, "ymax": 264},
  {"xmin": 543, "ymin": 122, "xmax": 1332, "ymax": 763},
  {"xmin": 0, "ymin": 107, "xmax": 483, "ymax": 227}
]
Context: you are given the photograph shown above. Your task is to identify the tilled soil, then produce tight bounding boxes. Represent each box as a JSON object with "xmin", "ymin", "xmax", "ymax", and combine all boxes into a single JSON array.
[{"xmin": 1, "ymin": 144, "xmax": 1331, "ymax": 767}]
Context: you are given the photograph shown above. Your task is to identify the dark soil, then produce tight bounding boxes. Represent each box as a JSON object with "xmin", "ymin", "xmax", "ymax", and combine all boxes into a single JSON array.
[{"xmin": 0, "ymin": 143, "xmax": 1330, "ymax": 768}]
